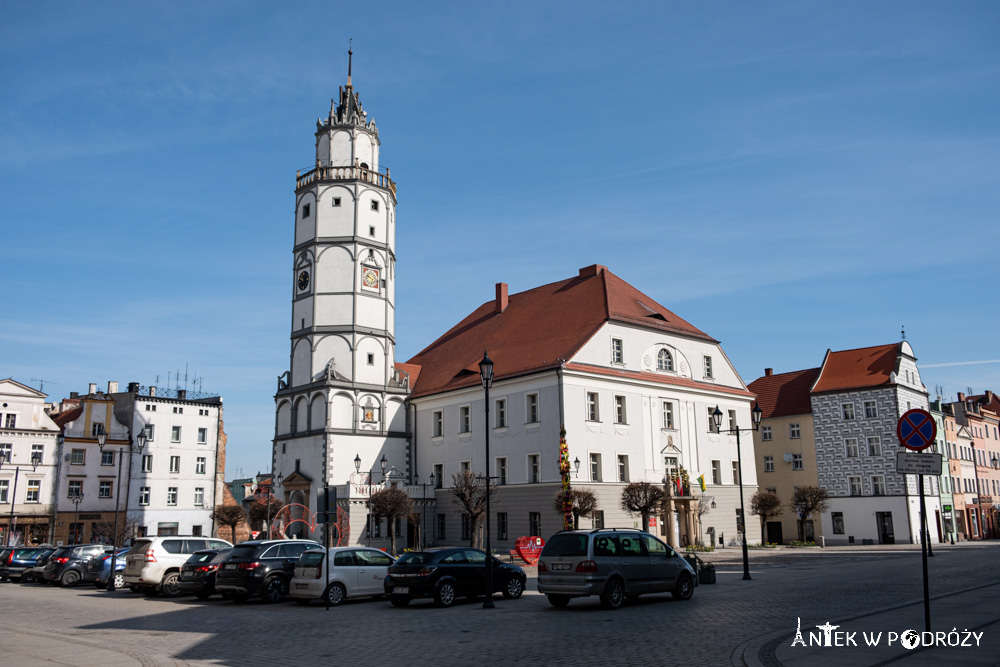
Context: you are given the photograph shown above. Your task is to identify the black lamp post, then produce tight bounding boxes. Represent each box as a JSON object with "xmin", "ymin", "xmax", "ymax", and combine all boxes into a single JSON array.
[
  {"xmin": 712, "ymin": 402, "xmax": 763, "ymax": 581},
  {"xmin": 0, "ymin": 450, "xmax": 39, "ymax": 547},
  {"xmin": 415, "ymin": 473, "xmax": 434, "ymax": 549},
  {"xmin": 479, "ymin": 351, "xmax": 495, "ymax": 609},
  {"xmin": 70, "ymin": 491, "xmax": 85, "ymax": 544},
  {"xmin": 355, "ymin": 453, "xmax": 387, "ymax": 547}
]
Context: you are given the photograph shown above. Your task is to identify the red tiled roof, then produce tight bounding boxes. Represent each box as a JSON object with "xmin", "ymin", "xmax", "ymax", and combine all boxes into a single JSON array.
[
  {"xmin": 406, "ymin": 266, "xmax": 714, "ymax": 398},
  {"xmin": 748, "ymin": 368, "xmax": 821, "ymax": 418},
  {"xmin": 810, "ymin": 343, "xmax": 900, "ymax": 394},
  {"xmin": 564, "ymin": 362, "xmax": 754, "ymax": 397},
  {"xmin": 51, "ymin": 406, "xmax": 83, "ymax": 428},
  {"xmin": 394, "ymin": 362, "xmax": 422, "ymax": 389}
]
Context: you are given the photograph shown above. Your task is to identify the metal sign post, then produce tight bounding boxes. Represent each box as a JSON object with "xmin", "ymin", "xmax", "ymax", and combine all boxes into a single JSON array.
[{"xmin": 896, "ymin": 409, "xmax": 937, "ymax": 633}]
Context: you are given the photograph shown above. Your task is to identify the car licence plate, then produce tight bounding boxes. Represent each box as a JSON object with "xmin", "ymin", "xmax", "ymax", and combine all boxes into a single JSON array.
[
  {"xmin": 224, "ymin": 563, "xmax": 237, "ymax": 570},
  {"xmin": 294, "ymin": 583, "xmax": 307, "ymax": 589},
  {"xmin": 393, "ymin": 587, "xmax": 409, "ymax": 594},
  {"xmin": 551, "ymin": 563, "xmax": 572, "ymax": 571}
]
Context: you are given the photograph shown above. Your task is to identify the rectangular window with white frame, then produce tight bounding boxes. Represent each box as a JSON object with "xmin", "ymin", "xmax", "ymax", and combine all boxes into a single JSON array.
[
  {"xmin": 460, "ymin": 406, "xmax": 471, "ymax": 434},
  {"xmin": 167, "ymin": 487, "xmax": 178, "ymax": 506},
  {"xmin": 708, "ymin": 408, "xmax": 719, "ymax": 433},
  {"xmin": 71, "ymin": 449, "xmax": 85, "ymax": 465},
  {"xmin": 460, "ymin": 460, "xmax": 471, "ymax": 473},
  {"xmin": 91, "ymin": 422, "xmax": 104, "ymax": 436},
  {"xmin": 528, "ymin": 454, "xmax": 540, "ymax": 483},
  {"xmin": 728, "ymin": 410, "xmax": 737, "ymax": 432},
  {"xmin": 849, "ymin": 476, "xmax": 862, "ymax": 496},
  {"xmin": 0, "ymin": 479, "xmax": 7, "ymax": 503},
  {"xmin": 196, "ymin": 457, "xmax": 206, "ymax": 474},
  {"xmin": 198, "ymin": 428, "xmax": 207, "ymax": 444},
  {"xmin": 26, "ymin": 479, "xmax": 40, "ymax": 502},
  {"xmin": 792, "ymin": 454, "xmax": 803, "ymax": 470},
  {"xmin": 526, "ymin": 394, "xmax": 539, "ymax": 423},
  {"xmin": 141, "ymin": 454, "xmax": 153, "ymax": 473},
  {"xmin": 842, "ymin": 403, "xmax": 855, "ymax": 420},
  {"xmin": 101, "ymin": 450, "xmax": 114, "ymax": 466},
  {"xmin": 590, "ymin": 453, "xmax": 602, "ymax": 482},
  {"xmin": 789, "ymin": 423, "xmax": 801, "ymax": 439},
  {"xmin": 617, "ymin": 454, "xmax": 629, "ymax": 482},
  {"xmin": 495, "ymin": 399, "xmax": 506, "ymax": 428},
  {"xmin": 662, "ymin": 401, "xmax": 674, "ymax": 429},
  {"xmin": 762, "ymin": 425, "xmax": 772, "ymax": 441},
  {"xmin": 433, "ymin": 411, "xmax": 443, "ymax": 437},
  {"xmin": 497, "ymin": 457, "xmax": 507, "ymax": 485},
  {"xmin": 872, "ymin": 475, "xmax": 886, "ymax": 496},
  {"xmin": 98, "ymin": 480, "xmax": 112, "ymax": 499},
  {"xmin": 170, "ymin": 456, "xmax": 180, "ymax": 473},
  {"xmin": 586, "ymin": 392, "xmax": 599, "ymax": 421},
  {"xmin": 867, "ymin": 437, "xmax": 881, "ymax": 456},
  {"xmin": 139, "ymin": 486, "xmax": 150, "ymax": 506},
  {"xmin": 845, "ymin": 438, "xmax": 859, "ymax": 457},
  {"xmin": 704, "ymin": 355, "xmax": 713, "ymax": 379},
  {"xmin": 731, "ymin": 461, "xmax": 740, "ymax": 485},
  {"xmin": 864, "ymin": 400, "xmax": 878, "ymax": 419},
  {"xmin": 171, "ymin": 426, "xmax": 181, "ymax": 442},
  {"xmin": 67, "ymin": 480, "xmax": 83, "ymax": 497},
  {"xmin": 144, "ymin": 424, "xmax": 154, "ymax": 441},
  {"xmin": 711, "ymin": 460, "xmax": 721, "ymax": 485},
  {"xmin": 194, "ymin": 487, "xmax": 204, "ymax": 506},
  {"xmin": 764, "ymin": 455, "xmax": 774, "ymax": 472},
  {"xmin": 614, "ymin": 395, "xmax": 627, "ymax": 424},
  {"xmin": 31, "ymin": 444, "xmax": 43, "ymax": 463},
  {"xmin": 611, "ymin": 338, "xmax": 623, "ymax": 365},
  {"xmin": 433, "ymin": 464, "xmax": 443, "ymax": 488},
  {"xmin": 0, "ymin": 443, "xmax": 10, "ymax": 462}
]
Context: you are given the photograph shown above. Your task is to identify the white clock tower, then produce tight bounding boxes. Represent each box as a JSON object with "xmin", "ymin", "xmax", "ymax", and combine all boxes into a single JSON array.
[{"xmin": 273, "ymin": 49, "xmax": 411, "ymax": 544}]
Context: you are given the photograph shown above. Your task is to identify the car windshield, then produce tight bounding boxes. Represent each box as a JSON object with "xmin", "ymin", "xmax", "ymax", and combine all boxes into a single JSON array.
[
  {"xmin": 14, "ymin": 548, "xmax": 42, "ymax": 558},
  {"xmin": 185, "ymin": 551, "xmax": 217, "ymax": 564},
  {"xmin": 298, "ymin": 551, "xmax": 325, "ymax": 567},
  {"xmin": 541, "ymin": 534, "xmax": 589, "ymax": 557},
  {"xmin": 395, "ymin": 552, "xmax": 436, "ymax": 565},
  {"xmin": 209, "ymin": 549, "xmax": 232, "ymax": 563},
  {"xmin": 227, "ymin": 545, "xmax": 260, "ymax": 560}
]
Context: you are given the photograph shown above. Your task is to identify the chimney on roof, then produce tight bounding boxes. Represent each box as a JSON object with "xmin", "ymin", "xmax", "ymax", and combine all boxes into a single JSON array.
[
  {"xmin": 579, "ymin": 264, "xmax": 607, "ymax": 278},
  {"xmin": 958, "ymin": 392, "xmax": 966, "ymax": 402},
  {"xmin": 765, "ymin": 368, "xmax": 773, "ymax": 377},
  {"xmin": 150, "ymin": 386, "xmax": 157, "ymax": 396},
  {"xmin": 495, "ymin": 282, "xmax": 508, "ymax": 314},
  {"xmin": 987, "ymin": 390, "xmax": 994, "ymax": 403},
  {"xmin": 108, "ymin": 381, "xmax": 118, "ymax": 394},
  {"xmin": 88, "ymin": 383, "xmax": 97, "ymax": 395},
  {"xmin": 177, "ymin": 389, "xmax": 187, "ymax": 399},
  {"xmin": 70, "ymin": 391, "xmax": 79, "ymax": 399},
  {"xmin": 127, "ymin": 382, "xmax": 140, "ymax": 393}
]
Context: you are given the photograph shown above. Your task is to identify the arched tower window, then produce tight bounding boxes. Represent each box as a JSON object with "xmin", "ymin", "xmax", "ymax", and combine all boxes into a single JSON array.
[{"xmin": 657, "ymin": 349, "xmax": 674, "ymax": 372}]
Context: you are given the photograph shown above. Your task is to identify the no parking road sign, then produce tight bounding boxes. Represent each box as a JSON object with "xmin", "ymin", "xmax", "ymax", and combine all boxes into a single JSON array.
[{"xmin": 897, "ymin": 409, "xmax": 936, "ymax": 451}]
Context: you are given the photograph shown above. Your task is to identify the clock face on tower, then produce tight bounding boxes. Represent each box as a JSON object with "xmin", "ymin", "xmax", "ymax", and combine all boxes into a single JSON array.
[
  {"xmin": 362, "ymin": 267, "xmax": 380, "ymax": 290},
  {"xmin": 297, "ymin": 270, "xmax": 310, "ymax": 291}
]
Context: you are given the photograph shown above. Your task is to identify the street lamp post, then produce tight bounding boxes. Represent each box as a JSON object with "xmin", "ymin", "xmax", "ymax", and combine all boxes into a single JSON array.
[
  {"xmin": 355, "ymin": 454, "xmax": 387, "ymax": 547},
  {"xmin": 415, "ymin": 473, "xmax": 434, "ymax": 549},
  {"xmin": 479, "ymin": 351, "xmax": 495, "ymax": 610},
  {"xmin": 0, "ymin": 451, "xmax": 40, "ymax": 547},
  {"xmin": 70, "ymin": 492, "xmax": 85, "ymax": 544},
  {"xmin": 712, "ymin": 403, "xmax": 763, "ymax": 581}
]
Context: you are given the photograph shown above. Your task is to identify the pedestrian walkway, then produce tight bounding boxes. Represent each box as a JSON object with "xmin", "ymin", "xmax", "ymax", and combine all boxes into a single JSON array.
[{"xmin": 0, "ymin": 626, "xmax": 184, "ymax": 667}]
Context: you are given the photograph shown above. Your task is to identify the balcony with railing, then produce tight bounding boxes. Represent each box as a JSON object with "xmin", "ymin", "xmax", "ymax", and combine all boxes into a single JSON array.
[{"xmin": 296, "ymin": 162, "xmax": 396, "ymax": 196}]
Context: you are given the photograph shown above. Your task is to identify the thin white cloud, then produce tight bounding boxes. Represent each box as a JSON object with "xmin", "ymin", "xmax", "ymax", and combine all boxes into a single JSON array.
[{"xmin": 921, "ymin": 360, "xmax": 1000, "ymax": 368}]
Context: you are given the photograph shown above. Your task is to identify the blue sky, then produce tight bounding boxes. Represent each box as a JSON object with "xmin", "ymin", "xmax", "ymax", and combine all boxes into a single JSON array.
[{"xmin": 3, "ymin": 1, "xmax": 998, "ymax": 479}]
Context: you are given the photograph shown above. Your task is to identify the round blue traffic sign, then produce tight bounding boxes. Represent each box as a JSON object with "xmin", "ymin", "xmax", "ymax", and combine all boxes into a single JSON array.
[{"xmin": 897, "ymin": 409, "xmax": 936, "ymax": 451}]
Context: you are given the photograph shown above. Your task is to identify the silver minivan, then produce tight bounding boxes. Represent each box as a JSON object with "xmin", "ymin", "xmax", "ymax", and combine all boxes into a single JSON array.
[
  {"xmin": 536, "ymin": 529, "xmax": 696, "ymax": 609},
  {"xmin": 291, "ymin": 547, "xmax": 396, "ymax": 606}
]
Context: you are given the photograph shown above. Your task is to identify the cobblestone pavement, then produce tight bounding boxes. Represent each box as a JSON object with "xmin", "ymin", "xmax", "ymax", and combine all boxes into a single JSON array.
[{"xmin": 1, "ymin": 543, "xmax": 997, "ymax": 667}]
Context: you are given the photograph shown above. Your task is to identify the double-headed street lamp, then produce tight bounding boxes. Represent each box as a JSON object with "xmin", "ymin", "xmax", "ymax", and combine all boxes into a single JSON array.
[
  {"xmin": 479, "ymin": 351, "xmax": 495, "ymax": 610},
  {"xmin": 711, "ymin": 403, "xmax": 763, "ymax": 581},
  {"xmin": 355, "ymin": 453, "xmax": 387, "ymax": 547},
  {"xmin": 97, "ymin": 425, "xmax": 146, "ymax": 591},
  {"xmin": 0, "ymin": 450, "xmax": 40, "ymax": 547},
  {"xmin": 70, "ymin": 491, "xmax": 85, "ymax": 544}
]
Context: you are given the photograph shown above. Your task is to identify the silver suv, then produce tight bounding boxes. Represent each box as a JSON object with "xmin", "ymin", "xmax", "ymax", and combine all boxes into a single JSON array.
[
  {"xmin": 536, "ymin": 528, "xmax": 696, "ymax": 609},
  {"xmin": 123, "ymin": 536, "xmax": 232, "ymax": 597}
]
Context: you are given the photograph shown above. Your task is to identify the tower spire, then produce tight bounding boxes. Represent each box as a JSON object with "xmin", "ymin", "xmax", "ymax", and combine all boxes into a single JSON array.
[{"xmin": 347, "ymin": 39, "xmax": 353, "ymax": 88}]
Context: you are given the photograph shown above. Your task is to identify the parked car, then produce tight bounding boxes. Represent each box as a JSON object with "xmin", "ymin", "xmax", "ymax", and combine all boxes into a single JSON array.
[
  {"xmin": 43, "ymin": 544, "xmax": 110, "ymax": 586},
  {"xmin": 22, "ymin": 548, "xmax": 58, "ymax": 583},
  {"xmin": 291, "ymin": 547, "xmax": 395, "ymax": 606},
  {"xmin": 0, "ymin": 548, "xmax": 12, "ymax": 580},
  {"xmin": 215, "ymin": 539, "xmax": 320, "ymax": 603},
  {"xmin": 383, "ymin": 547, "xmax": 526, "ymax": 607},
  {"xmin": 123, "ymin": 536, "xmax": 232, "ymax": 597},
  {"xmin": 177, "ymin": 548, "xmax": 232, "ymax": 599},
  {"xmin": 536, "ymin": 528, "xmax": 696, "ymax": 609},
  {"xmin": 85, "ymin": 547, "xmax": 130, "ymax": 588},
  {"xmin": 3, "ymin": 546, "xmax": 55, "ymax": 583}
]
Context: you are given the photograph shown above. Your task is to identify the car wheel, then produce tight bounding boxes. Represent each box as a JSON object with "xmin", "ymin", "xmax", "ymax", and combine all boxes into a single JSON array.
[
  {"xmin": 600, "ymin": 578, "xmax": 625, "ymax": 610},
  {"xmin": 434, "ymin": 581, "xmax": 457, "ymax": 607},
  {"xmin": 672, "ymin": 571, "xmax": 695, "ymax": 601},
  {"xmin": 60, "ymin": 570, "xmax": 80, "ymax": 587},
  {"xmin": 502, "ymin": 576, "xmax": 524, "ymax": 599},
  {"xmin": 325, "ymin": 582, "xmax": 347, "ymax": 607},
  {"xmin": 547, "ymin": 594, "xmax": 571, "ymax": 608},
  {"xmin": 195, "ymin": 591, "xmax": 212, "ymax": 600},
  {"xmin": 113, "ymin": 573, "xmax": 125, "ymax": 590},
  {"xmin": 160, "ymin": 573, "xmax": 182, "ymax": 598},
  {"xmin": 390, "ymin": 596, "xmax": 410, "ymax": 607},
  {"xmin": 262, "ymin": 576, "xmax": 288, "ymax": 604}
]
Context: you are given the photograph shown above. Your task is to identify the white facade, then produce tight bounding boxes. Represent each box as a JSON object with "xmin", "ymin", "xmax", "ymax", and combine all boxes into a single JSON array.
[{"xmin": 0, "ymin": 379, "xmax": 61, "ymax": 545}]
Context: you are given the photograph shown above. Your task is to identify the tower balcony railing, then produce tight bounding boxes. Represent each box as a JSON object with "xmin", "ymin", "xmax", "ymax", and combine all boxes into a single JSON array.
[{"xmin": 296, "ymin": 162, "xmax": 396, "ymax": 196}]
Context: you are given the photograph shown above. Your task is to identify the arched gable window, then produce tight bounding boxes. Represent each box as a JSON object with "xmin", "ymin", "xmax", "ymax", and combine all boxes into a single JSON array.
[{"xmin": 657, "ymin": 349, "xmax": 674, "ymax": 372}]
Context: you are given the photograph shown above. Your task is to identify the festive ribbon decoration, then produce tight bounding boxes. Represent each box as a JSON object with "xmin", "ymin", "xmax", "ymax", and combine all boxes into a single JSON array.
[{"xmin": 559, "ymin": 426, "xmax": 573, "ymax": 530}]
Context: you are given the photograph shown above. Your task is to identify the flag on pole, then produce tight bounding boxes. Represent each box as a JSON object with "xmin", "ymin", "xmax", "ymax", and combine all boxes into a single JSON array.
[{"xmin": 697, "ymin": 474, "xmax": 706, "ymax": 492}]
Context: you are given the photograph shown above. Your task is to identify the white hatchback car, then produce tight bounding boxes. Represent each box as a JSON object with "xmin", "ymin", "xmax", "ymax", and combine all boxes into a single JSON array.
[{"xmin": 291, "ymin": 547, "xmax": 395, "ymax": 606}]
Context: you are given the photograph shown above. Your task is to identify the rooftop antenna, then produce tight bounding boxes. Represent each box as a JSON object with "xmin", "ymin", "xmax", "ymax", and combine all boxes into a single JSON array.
[
  {"xmin": 900, "ymin": 325, "xmax": 906, "ymax": 341},
  {"xmin": 347, "ymin": 39, "xmax": 353, "ymax": 87},
  {"xmin": 29, "ymin": 378, "xmax": 59, "ymax": 393}
]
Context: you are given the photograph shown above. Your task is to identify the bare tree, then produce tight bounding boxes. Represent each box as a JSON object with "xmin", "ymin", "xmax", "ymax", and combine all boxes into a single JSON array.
[
  {"xmin": 620, "ymin": 482, "xmax": 665, "ymax": 532},
  {"xmin": 91, "ymin": 511, "xmax": 142, "ymax": 546},
  {"xmin": 370, "ymin": 487, "xmax": 413, "ymax": 556},
  {"xmin": 750, "ymin": 490, "xmax": 783, "ymax": 543},
  {"xmin": 695, "ymin": 496, "xmax": 714, "ymax": 546},
  {"xmin": 248, "ymin": 498, "xmax": 284, "ymax": 531},
  {"xmin": 211, "ymin": 505, "xmax": 248, "ymax": 544},
  {"xmin": 552, "ymin": 488, "xmax": 600, "ymax": 529},
  {"xmin": 790, "ymin": 486, "xmax": 829, "ymax": 542},
  {"xmin": 450, "ymin": 471, "xmax": 497, "ymax": 549}
]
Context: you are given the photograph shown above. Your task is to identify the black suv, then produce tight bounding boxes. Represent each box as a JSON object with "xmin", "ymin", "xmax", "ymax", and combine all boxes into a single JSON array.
[
  {"xmin": 178, "ymin": 548, "xmax": 231, "ymax": 599},
  {"xmin": 43, "ymin": 544, "xmax": 109, "ymax": 586},
  {"xmin": 383, "ymin": 547, "xmax": 526, "ymax": 607},
  {"xmin": 215, "ymin": 540, "xmax": 319, "ymax": 603}
]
